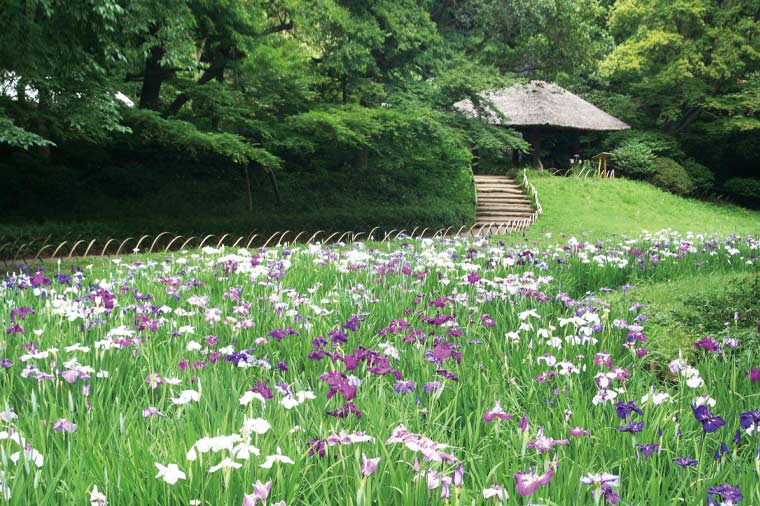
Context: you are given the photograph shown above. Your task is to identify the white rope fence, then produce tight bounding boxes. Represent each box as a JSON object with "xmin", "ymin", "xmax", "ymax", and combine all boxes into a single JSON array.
[{"xmin": 1, "ymin": 174, "xmax": 543, "ymax": 265}]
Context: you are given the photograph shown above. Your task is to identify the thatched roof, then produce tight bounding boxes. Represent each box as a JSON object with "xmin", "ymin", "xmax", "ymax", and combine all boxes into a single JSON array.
[{"xmin": 454, "ymin": 81, "xmax": 630, "ymax": 132}]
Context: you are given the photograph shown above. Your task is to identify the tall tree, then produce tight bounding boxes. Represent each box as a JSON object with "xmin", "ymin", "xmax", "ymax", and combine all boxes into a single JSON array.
[{"xmin": 601, "ymin": 0, "xmax": 760, "ymax": 135}]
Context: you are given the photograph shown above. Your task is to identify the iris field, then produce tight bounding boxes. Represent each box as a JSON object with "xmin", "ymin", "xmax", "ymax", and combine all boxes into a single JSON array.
[{"xmin": 1, "ymin": 231, "xmax": 759, "ymax": 505}]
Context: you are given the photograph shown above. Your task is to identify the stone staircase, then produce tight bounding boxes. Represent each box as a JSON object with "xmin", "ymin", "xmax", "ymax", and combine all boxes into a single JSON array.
[{"xmin": 474, "ymin": 175, "xmax": 536, "ymax": 229}]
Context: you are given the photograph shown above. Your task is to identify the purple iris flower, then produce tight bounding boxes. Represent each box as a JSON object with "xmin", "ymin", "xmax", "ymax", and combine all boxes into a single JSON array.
[
  {"xmin": 10, "ymin": 306, "xmax": 34, "ymax": 323},
  {"xmin": 142, "ymin": 407, "xmax": 166, "ymax": 418},
  {"xmin": 569, "ymin": 426, "xmax": 590, "ymax": 438},
  {"xmin": 328, "ymin": 329, "xmax": 348, "ymax": 343},
  {"xmin": 514, "ymin": 467, "xmax": 555, "ymax": 496},
  {"xmin": 483, "ymin": 401, "xmax": 512, "ymax": 423},
  {"xmin": 580, "ymin": 474, "xmax": 620, "ymax": 504},
  {"xmin": 692, "ymin": 405, "xmax": 726, "ymax": 433},
  {"xmin": 436, "ymin": 369, "xmax": 458, "ymax": 381},
  {"xmin": 250, "ymin": 380, "xmax": 273, "ymax": 399},
  {"xmin": 707, "ymin": 483, "xmax": 743, "ymax": 506},
  {"xmin": 361, "ymin": 454, "xmax": 380, "ymax": 477},
  {"xmin": 635, "ymin": 443, "xmax": 659, "ymax": 457},
  {"xmin": 342, "ymin": 315, "xmax": 364, "ymax": 332},
  {"xmin": 52, "ymin": 418, "xmax": 77, "ymax": 433},
  {"xmin": 6, "ymin": 324, "xmax": 24, "ymax": 335},
  {"xmin": 694, "ymin": 337, "xmax": 721, "ymax": 352},
  {"xmin": 617, "ymin": 421, "xmax": 644, "ymax": 433},
  {"xmin": 393, "ymin": 380, "xmax": 416, "ymax": 394},
  {"xmin": 615, "ymin": 401, "xmax": 643, "ymax": 419},
  {"xmin": 452, "ymin": 466, "xmax": 463, "ymax": 487},
  {"xmin": 423, "ymin": 381, "xmax": 441, "ymax": 394},
  {"xmin": 747, "ymin": 368, "xmax": 760, "ymax": 382},
  {"xmin": 527, "ymin": 427, "xmax": 570, "ymax": 452},
  {"xmin": 0, "ymin": 359, "xmax": 12, "ymax": 368},
  {"xmin": 326, "ymin": 401, "xmax": 362, "ymax": 419},
  {"xmin": 714, "ymin": 442, "xmax": 729, "ymax": 461},
  {"xmin": 673, "ymin": 456, "xmax": 698, "ymax": 467},
  {"xmin": 739, "ymin": 410, "xmax": 760, "ymax": 431},
  {"xmin": 307, "ymin": 438, "xmax": 327, "ymax": 457},
  {"xmin": 243, "ymin": 480, "xmax": 272, "ymax": 506}
]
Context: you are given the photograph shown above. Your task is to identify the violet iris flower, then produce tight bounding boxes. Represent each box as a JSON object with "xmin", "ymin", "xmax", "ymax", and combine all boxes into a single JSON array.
[
  {"xmin": 569, "ymin": 427, "xmax": 590, "ymax": 438},
  {"xmin": 692, "ymin": 405, "xmax": 726, "ymax": 433},
  {"xmin": 694, "ymin": 337, "xmax": 721, "ymax": 352},
  {"xmin": 483, "ymin": 400, "xmax": 512, "ymax": 423},
  {"xmin": 673, "ymin": 456, "xmax": 699, "ymax": 467},
  {"xmin": 714, "ymin": 442, "xmax": 729, "ymax": 461},
  {"xmin": 513, "ymin": 467, "xmax": 555, "ymax": 496},
  {"xmin": 580, "ymin": 474, "xmax": 620, "ymax": 504},
  {"xmin": 615, "ymin": 401, "xmax": 643, "ymax": 419},
  {"xmin": 635, "ymin": 443, "xmax": 659, "ymax": 457},
  {"xmin": 52, "ymin": 418, "xmax": 77, "ymax": 433},
  {"xmin": 361, "ymin": 454, "xmax": 380, "ymax": 477},
  {"xmin": 527, "ymin": 427, "xmax": 570, "ymax": 453},
  {"xmin": 739, "ymin": 410, "xmax": 760, "ymax": 432},
  {"xmin": 393, "ymin": 380, "xmax": 416, "ymax": 394},
  {"xmin": 142, "ymin": 407, "xmax": 166, "ymax": 418},
  {"xmin": 242, "ymin": 480, "xmax": 272, "ymax": 506},
  {"xmin": 707, "ymin": 483, "xmax": 743, "ymax": 506},
  {"xmin": 617, "ymin": 421, "xmax": 644, "ymax": 433}
]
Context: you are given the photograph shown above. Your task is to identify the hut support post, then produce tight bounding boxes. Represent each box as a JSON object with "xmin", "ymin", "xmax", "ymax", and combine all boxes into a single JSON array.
[{"xmin": 527, "ymin": 129, "xmax": 543, "ymax": 170}]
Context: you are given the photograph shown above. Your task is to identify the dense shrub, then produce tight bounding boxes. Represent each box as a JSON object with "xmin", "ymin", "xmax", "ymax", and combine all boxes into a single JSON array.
[
  {"xmin": 610, "ymin": 140, "xmax": 656, "ymax": 179},
  {"xmin": 650, "ymin": 157, "xmax": 695, "ymax": 195},
  {"xmin": 682, "ymin": 159, "xmax": 715, "ymax": 194},
  {"xmin": 605, "ymin": 129, "xmax": 685, "ymax": 159},
  {"xmin": 0, "ymin": 104, "xmax": 477, "ymax": 237},
  {"xmin": 723, "ymin": 178, "xmax": 760, "ymax": 206}
]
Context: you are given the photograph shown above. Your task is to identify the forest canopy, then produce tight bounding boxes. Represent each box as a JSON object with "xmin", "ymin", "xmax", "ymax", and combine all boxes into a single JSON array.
[{"xmin": 1, "ymin": 0, "xmax": 759, "ymax": 233}]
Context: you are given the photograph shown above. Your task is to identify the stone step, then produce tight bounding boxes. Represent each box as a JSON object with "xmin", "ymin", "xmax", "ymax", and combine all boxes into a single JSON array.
[
  {"xmin": 475, "ymin": 215, "xmax": 532, "ymax": 220},
  {"xmin": 474, "ymin": 182, "xmax": 523, "ymax": 188},
  {"xmin": 477, "ymin": 206, "xmax": 534, "ymax": 213},
  {"xmin": 474, "ymin": 176, "xmax": 516, "ymax": 182},
  {"xmin": 474, "ymin": 221, "xmax": 532, "ymax": 227},
  {"xmin": 476, "ymin": 210, "xmax": 535, "ymax": 216},
  {"xmin": 477, "ymin": 196, "xmax": 532, "ymax": 203},
  {"xmin": 475, "ymin": 185, "xmax": 524, "ymax": 195},
  {"xmin": 475, "ymin": 189, "xmax": 525, "ymax": 196}
]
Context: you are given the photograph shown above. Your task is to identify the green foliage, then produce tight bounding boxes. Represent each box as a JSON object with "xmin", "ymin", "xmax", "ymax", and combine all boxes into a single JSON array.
[
  {"xmin": 604, "ymin": 129, "xmax": 684, "ymax": 159},
  {"xmin": 610, "ymin": 140, "xmax": 656, "ymax": 178},
  {"xmin": 620, "ymin": 272, "xmax": 760, "ymax": 359},
  {"xmin": 124, "ymin": 109, "xmax": 280, "ymax": 169},
  {"xmin": 601, "ymin": 0, "xmax": 760, "ymax": 172},
  {"xmin": 723, "ymin": 178, "xmax": 760, "ymax": 206},
  {"xmin": 650, "ymin": 157, "xmax": 695, "ymax": 195},
  {"xmin": 0, "ymin": 115, "xmax": 55, "ymax": 149},
  {"xmin": 682, "ymin": 158, "xmax": 715, "ymax": 194}
]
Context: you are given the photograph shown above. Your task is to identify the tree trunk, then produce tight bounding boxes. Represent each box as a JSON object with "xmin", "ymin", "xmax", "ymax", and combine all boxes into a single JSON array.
[
  {"xmin": 139, "ymin": 45, "xmax": 165, "ymax": 110},
  {"xmin": 352, "ymin": 145, "xmax": 368, "ymax": 171},
  {"xmin": 243, "ymin": 164, "xmax": 253, "ymax": 212},
  {"xmin": 268, "ymin": 169, "xmax": 282, "ymax": 205}
]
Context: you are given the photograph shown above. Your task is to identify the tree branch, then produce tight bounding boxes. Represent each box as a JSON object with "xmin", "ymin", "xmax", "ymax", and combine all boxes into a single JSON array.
[{"xmin": 165, "ymin": 62, "xmax": 226, "ymax": 117}]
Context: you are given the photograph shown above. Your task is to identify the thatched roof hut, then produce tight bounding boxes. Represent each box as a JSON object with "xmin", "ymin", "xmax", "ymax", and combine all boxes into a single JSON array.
[{"xmin": 454, "ymin": 81, "xmax": 630, "ymax": 169}]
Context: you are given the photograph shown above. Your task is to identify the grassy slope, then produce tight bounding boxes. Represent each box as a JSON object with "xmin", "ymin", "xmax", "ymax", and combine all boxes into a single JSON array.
[
  {"xmin": 604, "ymin": 272, "xmax": 760, "ymax": 360},
  {"xmin": 525, "ymin": 173, "xmax": 760, "ymax": 239}
]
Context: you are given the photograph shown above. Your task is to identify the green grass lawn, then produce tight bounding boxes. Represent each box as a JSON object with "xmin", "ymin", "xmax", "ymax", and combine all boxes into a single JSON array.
[{"xmin": 526, "ymin": 173, "xmax": 760, "ymax": 240}]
